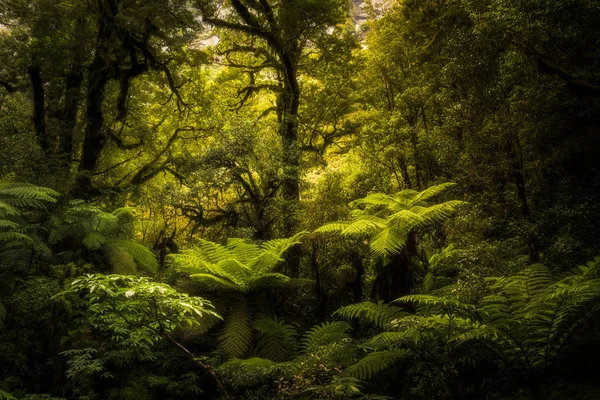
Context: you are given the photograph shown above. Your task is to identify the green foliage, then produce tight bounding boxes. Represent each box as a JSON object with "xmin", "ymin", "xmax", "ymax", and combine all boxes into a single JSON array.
[
  {"xmin": 170, "ymin": 231, "xmax": 307, "ymax": 292},
  {"xmin": 254, "ymin": 316, "xmax": 298, "ymax": 362},
  {"xmin": 54, "ymin": 274, "xmax": 220, "ymax": 375},
  {"xmin": 315, "ymin": 183, "xmax": 463, "ymax": 257},
  {"xmin": 301, "ymin": 321, "xmax": 352, "ymax": 352},
  {"xmin": 170, "ymin": 232, "xmax": 307, "ymax": 359},
  {"xmin": 49, "ymin": 202, "xmax": 158, "ymax": 274},
  {"xmin": 346, "ymin": 349, "xmax": 410, "ymax": 380},
  {"xmin": 0, "ymin": 174, "xmax": 58, "ymax": 252},
  {"xmin": 334, "ymin": 302, "xmax": 406, "ymax": 330},
  {"xmin": 339, "ymin": 258, "xmax": 600, "ymax": 398}
]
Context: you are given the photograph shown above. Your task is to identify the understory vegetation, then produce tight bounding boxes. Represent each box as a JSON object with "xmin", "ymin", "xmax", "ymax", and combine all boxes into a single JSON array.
[{"xmin": 0, "ymin": 0, "xmax": 599, "ymax": 399}]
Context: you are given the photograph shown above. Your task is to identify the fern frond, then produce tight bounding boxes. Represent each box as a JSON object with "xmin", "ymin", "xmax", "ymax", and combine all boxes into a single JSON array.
[
  {"xmin": 0, "ymin": 202, "xmax": 19, "ymax": 217},
  {"xmin": 350, "ymin": 192, "xmax": 397, "ymax": 208},
  {"xmin": 0, "ymin": 219, "xmax": 19, "ymax": 230},
  {"xmin": 168, "ymin": 251, "xmax": 217, "ymax": 275},
  {"xmin": 385, "ymin": 209, "xmax": 426, "ymax": 229},
  {"xmin": 216, "ymin": 258, "xmax": 252, "ymax": 288},
  {"xmin": 0, "ymin": 231, "xmax": 32, "ymax": 244},
  {"xmin": 194, "ymin": 239, "xmax": 233, "ymax": 264},
  {"xmin": 313, "ymin": 221, "xmax": 352, "ymax": 234},
  {"xmin": 301, "ymin": 321, "xmax": 352, "ymax": 351},
  {"xmin": 249, "ymin": 273, "xmax": 290, "ymax": 291},
  {"xmin": 335, "ymin": 302, "xmax": 406, "ymax": 329},
  {"xmin": 254, "ymin": 316, "xmax": 298, "ymax": 362},
  {"xmin": 103, "ymin": 242, "xmax": 136, "ymax": 275},
  {"xmin": 248, "ymin": 251, "xmax": 283, "ymax": 274},
  {"xmin": 406, "ymin": 182, "xmax": 456, "ymax": 206},
  {"xmin": 219, "ymin": 299, "xmax": 253, "ymax": 358},
  {"xmin": 365, "ymin": 331, "xmax": 411, "ymax": 350},
  {"xmin": 261, "ymin": 231, "xmax": 307, "ymax": 255},
  {"xmin": 369, "ymin": 227, "xmax": 407, "ymax": 257},
  {"xmin": 347, "ymin": 349, "xmax": 411, "ymax": 380},
  {"xmin": 82, "ymin": 231, "xmax": 107, "ymax": 251},
  {"xmin": 227, "ymin": 239, "xmax": 262, "ymax": 265},
  {"xmin": 394, "ymin": 295, "xmax": 475, "ymax": 315},
  {"xmin": 111, "ymin": 239, "xmax": 159, "ymax": 273},
  {"xmin": 341, "ymin": 216, "xmax": 387, "ymax": 236},
  {"xmin": 0, "ymin": 182, "xmax": 59, "ymax": 207},
  {"xmin": 189, "ymin": 273, "xmax": 241, "ymax": 292},
  {"xmin": 413, "ymin": 201, "xmax": 466, "ymax": 225}
]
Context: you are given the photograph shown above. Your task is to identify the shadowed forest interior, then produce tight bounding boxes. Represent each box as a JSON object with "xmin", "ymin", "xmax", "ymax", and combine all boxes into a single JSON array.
[{"xmin": 0, "ymin": 0, "xmax": 600, "ymax": 399}]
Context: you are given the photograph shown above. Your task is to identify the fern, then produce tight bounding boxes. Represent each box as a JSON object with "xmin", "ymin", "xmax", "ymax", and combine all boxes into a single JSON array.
[
  {"xmin": 0, "ymin": 175, "xmax": 59, "ymax": 254},
  {"xmin": 254, "ymin": 316, "xmax": 298, "ymax": 362},
  {"xmin": 335, "ymin": 302, "xmax": 406, "ymax": 329},
  {"xmin": 219, "ymin": 299, "xmax": 254, "ymax": 358},
  {"xmin": 50, "ymin": 202, "xmax": 157, "ymax": 274},
  {"xmin": 301, "ymin": 321, "xmax": 352, "ymax": 351},
  {"xmin": 170, "ymin": 233, "xmax": 307, "ymax": 360},
  {"xmin": 314, "ymin": 183, "xmax": 464, "ymax": 278},
  {"xmin": 346, "ymin": 349, "xmax": 411, "ymax": 380}
]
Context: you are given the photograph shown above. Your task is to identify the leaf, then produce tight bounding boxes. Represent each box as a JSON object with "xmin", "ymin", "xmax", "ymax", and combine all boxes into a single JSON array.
[
  {"xmin": 219, "ymin": 299, "xmax": 253, "ymax": 358},
  {"xmin": 83, "ymin": 231, "xmax": 107, "ymax": 251}
]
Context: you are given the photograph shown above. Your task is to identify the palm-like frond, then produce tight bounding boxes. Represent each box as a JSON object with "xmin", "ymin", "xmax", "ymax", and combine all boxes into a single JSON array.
[
  {"xmin": 347, "ymin": 349, "xmax": 411, "ymax": 380},
  {"xmin": 314, "ymin": 183, "xmax": 462, "ymax": 258},
  {"xmin": 301, "ymin": 321, "xmax": 352, "ymax": 351},
  {"xmin": 0, "ymin": 180, "xmax": 60, "ymax": 209},
  {"xmin": 103, "ymin": 242, "xmax": 137, "ymax": 275},
  {"xmin": 249, "ymin": 273, "xmax": 290, "ymax": 290},
  {"xmin": 0, "ymin": 176, "xmax": 59, "ymax": 255},
  {"xmin": 406, "ymin": 182, "xmax": 456, "ymax": 206},
  {"xmin": 219, "ymin": 299, "xmax": 254, "ymax": 358},
  {"xmin": 50, "ymin": 202, "xmax": 158, "ymax": 274},
  {"xmin": 111, "ymin": 239, "xmax": 159, "ymax": 273},
  {"xmin": 335, "ymin": 302, "xmax": 406, "ymax": 329},
  {"xmin": 170, "ymin": 234, "xmax": 305, "ymax": 294},
  {"xmin": 254, "ymin": 316, "xmax": 298, "ymax": 362},
  {"xmin": 188, "ymin": 273, "xmax": 243, "ymax": 292},
  {"xmin": 369, "ymin": 227, "xmax": 407, "ymax": 257}
]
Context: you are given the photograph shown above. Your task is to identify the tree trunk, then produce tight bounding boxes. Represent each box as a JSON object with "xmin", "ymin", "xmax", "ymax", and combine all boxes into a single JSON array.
[
  {"xmin": 27, "ymin": 65, "xmax": 49, "ymax": 153},
  {"xmin": 370, "ymin": 231, "xmax": 417, "ymax": 302},
  {"xmin": 75, "ymin": 0, "xmax": 117, "ymax": 196},
  {"xmin": 505, "ymin": 138, "xmax": 540, "ymax": 263},
  {"xmin": 278, "ymin": 53, "xmax": 301, "ymax": 276},
  {"xmin": 311, "ymin": 238, "xmax": 327, "ymax": 322},
  {"xmin": 58, "ymin": 66, "xmax": 83, "ymax": 165}
]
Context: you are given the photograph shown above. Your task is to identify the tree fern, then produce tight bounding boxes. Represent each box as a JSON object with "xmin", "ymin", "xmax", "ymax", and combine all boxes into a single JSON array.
[
  {"xmin": 315, "ymin": 183, "xmax": 464, "ymax": 300},
  {"xmin": 0, "ymin": 175, "xmax": 59, "ymax": 253},
  {"xmin": 377, "ymin": 259, "xmax": 600, "ymax": 394},
  {"xmin": 50, "ymin": 202, "xmax": 158, "ymax": 274},
  {"xmin": 169, "ymin": 233, "xmax": 307, "ymax": 359}
]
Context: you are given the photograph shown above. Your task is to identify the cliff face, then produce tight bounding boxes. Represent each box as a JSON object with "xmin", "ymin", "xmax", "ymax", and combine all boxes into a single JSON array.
[{"xmin": 350, "ymin": 0, "xmax": 394, "ymax": 39}]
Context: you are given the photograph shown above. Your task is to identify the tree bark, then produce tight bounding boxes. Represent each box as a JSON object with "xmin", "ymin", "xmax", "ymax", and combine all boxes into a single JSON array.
[
  {"xmin": 505, "ymin": 138, "xmax": 540, "ymax": 263},
  {"xmin": 75, "ymin": 0, "xmax": 117, "ymax": 196},
  {"xmin": 27, "ymin": 65, "xmax": 49, "ymax": 153},
  {"xmin": 58, "ymin": 66, "xmax": 83, "ymax": 165}
]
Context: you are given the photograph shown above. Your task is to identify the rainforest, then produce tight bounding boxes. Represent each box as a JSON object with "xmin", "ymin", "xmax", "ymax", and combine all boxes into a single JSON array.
[{"xmin": 0, "ymin": 0, "xmax": 599, "ymax": 399}]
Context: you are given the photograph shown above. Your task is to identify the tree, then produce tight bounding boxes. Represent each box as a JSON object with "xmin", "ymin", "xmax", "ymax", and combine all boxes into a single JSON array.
[
  {"xmin": 48, "ymin": 202, "xmax": 159, "ymax": 275},
  {"xmin": 168, "ymin": 232, "xmax": 306, "ymax": 358},
  {"xmin": 315, "ymin": 182, "xmax": 463, "ymax": 301},
  {"xmin": 54, "ymin": 274, "xmax": 229, "ymax": 398},
  {"xmin": 333, "ymin": 258, "xmax": 600, "ymax": 399},
  {"xmin": 194, "ymin": 0, "xmax": 349, "ymax": 241}
]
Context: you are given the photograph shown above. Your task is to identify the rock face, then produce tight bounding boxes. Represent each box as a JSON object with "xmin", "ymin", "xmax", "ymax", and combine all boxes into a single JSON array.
[{"xmin": 350, "ymin": 0, "xmax": 394, "ymax": 39}]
